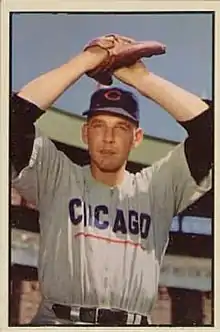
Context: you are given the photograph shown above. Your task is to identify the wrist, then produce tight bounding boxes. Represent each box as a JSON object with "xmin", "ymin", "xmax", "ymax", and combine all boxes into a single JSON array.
[
  {"xmin": 114, "ymin": 64, "xmax": 150, "ymax": 90},
  {"xmin": 134, "ymin": 72, "xmax": 154, "ymax": 95},
  {"xmin": 128, "ymin": 71, "xmax": 151, "ymax": 92}
]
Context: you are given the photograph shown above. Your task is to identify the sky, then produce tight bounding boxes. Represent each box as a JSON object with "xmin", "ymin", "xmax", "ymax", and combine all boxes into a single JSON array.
[{"xmin": 11, "ymin": 12, "xmax": 213, "ymax": 142}]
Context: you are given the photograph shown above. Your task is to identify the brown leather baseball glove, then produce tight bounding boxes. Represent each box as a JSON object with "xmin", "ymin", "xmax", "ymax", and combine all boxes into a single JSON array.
[{"xmin": 84, "ymin": 34, "xmax": 166, "ymax": 86}]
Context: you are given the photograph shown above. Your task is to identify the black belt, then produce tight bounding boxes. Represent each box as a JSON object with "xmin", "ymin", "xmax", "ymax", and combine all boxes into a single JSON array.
[{"xmin": 52, "ymin": 303, "xmax": 149, "ymax": 325}]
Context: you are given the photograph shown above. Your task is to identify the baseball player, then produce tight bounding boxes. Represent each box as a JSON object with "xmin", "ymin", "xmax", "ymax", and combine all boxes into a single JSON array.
[{"xmin": 11, "ymin": 35, "xmax": 213, "ymax": 326}]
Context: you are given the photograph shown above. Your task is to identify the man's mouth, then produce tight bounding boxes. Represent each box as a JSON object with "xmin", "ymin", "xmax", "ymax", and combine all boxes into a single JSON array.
[{"xmin": 100, "ymin": 149, "xmax": 116, "ymax": 155}]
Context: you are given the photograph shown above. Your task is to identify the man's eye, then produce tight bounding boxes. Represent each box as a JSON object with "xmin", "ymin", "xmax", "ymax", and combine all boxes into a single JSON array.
[
  {"xmin": 117, "ymin": 125, "xmax": 128, "ymax": 131},
  {"xmin": 92, "ymin": 123, "xmax": 103, "ymax": 128}
]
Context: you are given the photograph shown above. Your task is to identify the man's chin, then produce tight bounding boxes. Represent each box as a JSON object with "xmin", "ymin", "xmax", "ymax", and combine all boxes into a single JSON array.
[
  {"xmin": 90, "ymin": 155, "xmax": 126, "ymax": 173},
  {"xmin": 98, "ymin": 164, "xmax": 123, "ymax": 173},
  {"xmin": 95, "ymin": 159, "xmax": 124, "ymax": 173}
]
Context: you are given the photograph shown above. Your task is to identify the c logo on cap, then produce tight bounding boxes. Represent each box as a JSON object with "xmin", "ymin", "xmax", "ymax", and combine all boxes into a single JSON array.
[{"xmin": 104, "ymin": 90, "xmax": 121, "ymax": 101}]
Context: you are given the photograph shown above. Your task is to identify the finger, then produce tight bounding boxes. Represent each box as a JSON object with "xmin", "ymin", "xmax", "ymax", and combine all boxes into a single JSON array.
[
  {"xmin": 105, "ymin": 33, "xmax": 135, "ymax": 44},
  {"xmin": 113, "ymin": 34, "xmax": 135, "ymax": 44}
]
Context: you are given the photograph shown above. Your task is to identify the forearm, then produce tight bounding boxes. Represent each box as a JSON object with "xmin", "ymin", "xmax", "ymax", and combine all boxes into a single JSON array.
[
  {"xmin": 129, "ymin": 68, "xmax": 213, "ymax": 182},
  {"xmin": 135, "ymin": 72, "xmax": 208, "ymax": 122},
  {"xmin": 18, "ymin": 49, "xmax": 106, "ymax": 110}
]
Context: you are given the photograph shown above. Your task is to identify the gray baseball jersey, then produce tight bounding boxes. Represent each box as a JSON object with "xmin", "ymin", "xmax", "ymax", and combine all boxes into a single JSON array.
[{"xmin": 12, "ymin": 127, "xmax": 212, "ymax": 316}]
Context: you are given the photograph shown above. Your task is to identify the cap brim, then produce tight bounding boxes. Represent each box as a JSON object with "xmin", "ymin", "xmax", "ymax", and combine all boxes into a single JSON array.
[{"xmin": 82, "ymin": 107, "xmax": 138, "ymax": 123}]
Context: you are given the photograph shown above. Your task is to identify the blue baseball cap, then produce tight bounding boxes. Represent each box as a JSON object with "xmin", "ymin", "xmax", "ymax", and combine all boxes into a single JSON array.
[{"xmin": 82, "ymin": 87, "xmax": 140, "ymax": 125}]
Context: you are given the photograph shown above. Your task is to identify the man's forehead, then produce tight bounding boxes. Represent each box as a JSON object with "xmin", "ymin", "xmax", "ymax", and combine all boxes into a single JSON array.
[{"xmin": 87, "ymin": 112, "xmax": 134, "ymax": 125}]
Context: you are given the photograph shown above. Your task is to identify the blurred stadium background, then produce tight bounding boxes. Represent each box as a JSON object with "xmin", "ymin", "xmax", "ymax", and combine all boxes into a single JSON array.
[{"xmin": 10, "ymin": 102, "xmax": 213, "ymax": 326}]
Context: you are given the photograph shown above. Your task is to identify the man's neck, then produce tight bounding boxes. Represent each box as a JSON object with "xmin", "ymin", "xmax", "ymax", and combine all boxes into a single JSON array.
[{"xmin": 90, "ymin": 163, "xmax": 126, "ymax": 187}]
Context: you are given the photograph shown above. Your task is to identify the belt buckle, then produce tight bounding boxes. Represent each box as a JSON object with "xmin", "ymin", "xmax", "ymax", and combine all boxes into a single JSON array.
[{"xmin": 70, "ymin": 306, "xmax": 81, "ymax": 321}]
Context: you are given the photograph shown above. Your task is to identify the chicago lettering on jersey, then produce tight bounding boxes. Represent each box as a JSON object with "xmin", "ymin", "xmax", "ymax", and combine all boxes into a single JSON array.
[{"xmin": 69, "ymin": 198, "xmax": 151, "ymax": 239}]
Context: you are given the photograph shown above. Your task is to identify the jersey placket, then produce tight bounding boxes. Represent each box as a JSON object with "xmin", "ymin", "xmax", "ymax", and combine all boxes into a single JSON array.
[{"xmin": 103, "ymin": 187, "xmax": 117, "ymax": 307}]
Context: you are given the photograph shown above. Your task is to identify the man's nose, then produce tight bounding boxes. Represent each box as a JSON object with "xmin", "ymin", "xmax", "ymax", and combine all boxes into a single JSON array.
[{"xmin": 103, "ymin": 127, "xmax": 115, "ymax": 143}]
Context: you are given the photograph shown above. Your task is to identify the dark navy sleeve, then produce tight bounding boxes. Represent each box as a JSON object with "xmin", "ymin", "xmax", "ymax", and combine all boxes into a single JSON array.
[
  {"xmin": 178, "ymin": 101, "xmax": 213, "ymax": 185},
  {"xmin": 10, "ymin": 93, "xmax": 45, "ymax": 174}
]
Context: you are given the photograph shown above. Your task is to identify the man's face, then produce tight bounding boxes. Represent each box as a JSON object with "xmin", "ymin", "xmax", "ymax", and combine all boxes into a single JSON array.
[{"xmin": 82, "ymin": 113, "xmax": 143, "ymax": 172}]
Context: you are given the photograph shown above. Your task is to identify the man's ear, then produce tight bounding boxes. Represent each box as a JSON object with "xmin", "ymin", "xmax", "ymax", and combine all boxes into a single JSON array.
[
  {"xmin": 132, "ymin": 127, "xmax": 143, "ymax": 148},
  {"xmin": 81, "ymin": 122, "xmax": 89, "ymax": 145}
]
